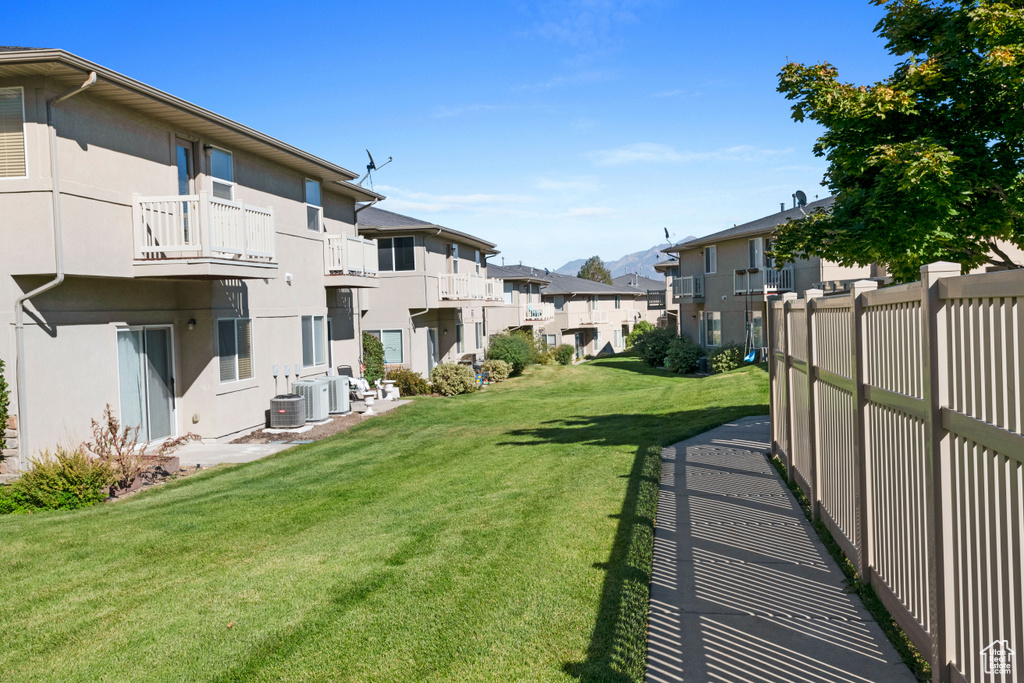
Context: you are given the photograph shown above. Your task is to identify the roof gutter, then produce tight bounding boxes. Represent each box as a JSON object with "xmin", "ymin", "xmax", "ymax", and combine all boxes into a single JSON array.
[{"xmin": 13, "ymin": 70, "xmax": 97, "ymax": 469}]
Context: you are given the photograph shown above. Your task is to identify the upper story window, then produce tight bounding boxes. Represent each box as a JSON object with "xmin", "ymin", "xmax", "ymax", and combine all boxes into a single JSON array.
[
  {"xmin": 210, "ymin": 147, "xmax": 234, "ymax": 200},
  {"xmin": 0, "ymin": 87, "xmax": 27, "ymax": 178},
  {"xmin": 748, "ymin": 238, "xmax": 763, "ymax": 269},
  {"xmin": 765, "ymin": 237, "xmax": 776, "ymax": 269},
  {"xmin": 450, "ymin": 243, "xmax": 459, "ymax": 274},
  {"xmin": 475, "ymin": 249, "xmax": 481, "ymax": 274},
  {"xmin": 554, "ymin": 296, "xmax": 565, "ymax": 311},
  {"xmin": 378, "ymin": 236, "xmax": 415, "ymax": 272},
  {"xmin": 305, "ymin": 179, "xmax": 322, "ymax": 232},
  {"xmin": 615, "ymin": 295, "xmax": 621, "ymax": 310},
  {"xmin": 704, "ymin": 245, "xmax": 717, "ymax": 274}
]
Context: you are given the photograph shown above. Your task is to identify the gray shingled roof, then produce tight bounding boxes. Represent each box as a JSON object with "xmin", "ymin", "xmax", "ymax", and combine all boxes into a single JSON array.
[
  {"xmin": 488, "ymin": 264, "xmax": 552, "ymax": 283},
  {"xmin": 357, "ymin": 205, "xmax": 498, "ymax": 251},
  {"xmin": 612, "ymin": 274, "xmax": 663, "ymax": 293},
  {"xmin": 665, "ymin": 196, "xmax": 835, "ymax": 253},
  {"xmin": 540, "ymin": 271, "xmax": 646, "ymax": 296}
]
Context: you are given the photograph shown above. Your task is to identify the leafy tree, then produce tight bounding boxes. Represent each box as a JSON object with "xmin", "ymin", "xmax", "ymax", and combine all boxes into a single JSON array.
[
  {"xmin": 774, "ymin": 0, "xmax": 1024, "ymax": 282},
  {"xmin": 577, "ymin": 256, "xmax": 613, "ymax": 284}
]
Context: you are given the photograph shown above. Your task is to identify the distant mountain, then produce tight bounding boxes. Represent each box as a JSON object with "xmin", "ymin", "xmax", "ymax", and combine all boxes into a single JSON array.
[{"xmin": 555, "ymin": 240, "xmax": 695, "ymax": 280}]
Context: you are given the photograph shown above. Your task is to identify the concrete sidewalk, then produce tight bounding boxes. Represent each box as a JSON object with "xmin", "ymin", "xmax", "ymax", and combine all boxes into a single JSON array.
[{"xmin": 646, "ymin": 416, "xmax": 916, "ymax": 683}]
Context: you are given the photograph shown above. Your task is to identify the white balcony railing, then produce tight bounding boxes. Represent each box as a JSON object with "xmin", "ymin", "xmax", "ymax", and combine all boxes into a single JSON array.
[
  {"xmin": 524, "ymin": 302, "xmax": 555, "ymax": 321},
  {"xmin": 325, "ymin": 234, "xmax": 378, "ymax": 277},
  {"xmin": 677, "ymin": 274, "xmax": 704, "ymax": 297},
  {"xmin": 569, "ymin": 309, "xmax": 609, "ymax": 326},
  {"xmin": 133, "ymin": 192, "xmax": 275, "ymax": 262},
  {"xmin": 437, "ymin": 273, "xmax": 505, "ymax": 301},
  {"xmin": 734, "ymin": 266, "xmax": 793, "ymax": 294}
]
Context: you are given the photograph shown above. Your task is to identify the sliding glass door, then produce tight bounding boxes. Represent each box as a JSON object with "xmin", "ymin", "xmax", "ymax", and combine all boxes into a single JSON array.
[{"xmin": 117, "ymin": 326, "xmax": 175, "ymax": 441}]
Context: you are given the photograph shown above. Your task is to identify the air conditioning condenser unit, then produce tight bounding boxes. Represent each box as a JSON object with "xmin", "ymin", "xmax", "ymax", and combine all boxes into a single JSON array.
[
  {"xmin": 316, "ymin": 375, "xmax": 350, "ymax": 414},
  {"xmin": 269, "ymin": 395, "xmax": 306, "ymax": 428},
  {"xmin": 293, "ymin": 379, "xmax": 330, "ymax": 422}
]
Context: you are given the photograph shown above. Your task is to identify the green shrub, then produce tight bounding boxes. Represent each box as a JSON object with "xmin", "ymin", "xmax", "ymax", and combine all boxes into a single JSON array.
[
  {"xmin": 555, "ymin": 344, "xmax": 575, "ymax": 365},
  {"xmin": 708, "ymin": 343, "xmax": 746, "ymax": 374},
  {"xmin": 486, "ymin": 332, "xmax": 536, "ymax": 376},
  {"xmin": 3, "ymin": 446, "xmax": 117, "ymax": 513},
  {"xmin": 481, "ymin": 359, "xmax": 511, "ymax": 381},
  {"xmin": 0, "ymin": 356, "xmax": 8, "ymax": 451},
  {"xmin": 625, "ymin": 321, "xmax": 655, "ymax": 348},
  {"xmin": 666, "ymin": 335, "xmax": 705, "ymax": 374},
  {"xmin": 429, "ymin": 363, "xmax": 476, "ymax": 396},
  {"xmin": 362, "ymin": 333, "xmax": 385, "ymax": 385},
  {"xmin": 633, "ymin": 327, "xmax": 678, "ymax": 367},
  {"xmin": 386, "ymin": 368, "xmax": 430, "ymax": 396}
]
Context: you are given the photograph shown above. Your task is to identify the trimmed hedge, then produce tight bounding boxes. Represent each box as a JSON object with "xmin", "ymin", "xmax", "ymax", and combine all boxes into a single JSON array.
[
  {"xmin": 481, "ymin": 359, "xmax": 511, "ymax": 381},
  {"xmin": 386, "ymin": 368, "xmax": 430, "ymax": 396},
  {"xmin": 666, "ymin": 335, "xmax": 705, "ymax": 374},
  {"xmin": 429, "ymin": 363, "xmax": 476, "ymax": 396},
  {"xmin": 485, "ymin": 332, "xmax": 536, "ymax": 376},
  {"xmin": 554, "ymin": 344, "xmax": 575, "ymax": 365}
]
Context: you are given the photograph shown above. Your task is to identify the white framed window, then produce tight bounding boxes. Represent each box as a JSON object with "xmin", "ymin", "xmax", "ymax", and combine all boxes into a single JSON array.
[
  {"xmin": 749, "ymin": 238, "xmax": 763, "ymax": 269},
  {"xmin": 210, "ymin": 147, "xmax": 234, "ymax": 200},
  {"xmin": 544, "ymin": 334, "xmax": 556, "ymax": 346},
  {"xmin": 595, "ymin": 330, "xmax": 602, "ymax": 348},
  {"xmin": 704, "ymin": 245, "xmax": 717, "ymax": 274},
  {"xmin": 0, "ymin": 87, "xmax": 27, "ymax": 178},
  {"xmin": 615, "ymin": 295, "xmax": 621, "ymax": 310},
  {"xmin": 475, "ymin": 249, "xmax": 481, "ymax": 274},
  {"xmin": 377, "ymin": 236, "xmax": 415, "ymax": 271},
  {"xmin": 367, "ymin": 329, "xmax": 403, "ymax": 364},
  {"xmin": 451, "ymin": 243, "xmax": 459, "ymax": 274},
  {"xmin": 614, "ymin": 329, "xmax": 622, "ymax": 348},
  {"xmin": 701, "ymin": 311, "xmax": 722, "ymax": 347},
  {"xmin": 217, "ymin": 318, "xmax": 253, "ymax": 383},
  {"xmin": 475, "ymin": 322, "xmax": 483, "ymax": 349},
  {"xmin": 590, "ymin": 295, "xmax": 599, "ymax": 310},
  {"xmin": 456, "ymin": 324, "xmax": 464, "ymax": 353},
  {"xmin": 301, "ymin": 315, "xmax": 326, "ymax": 367},
  {"xmin": 503, "ymin": 281, "xmax": 514, "ymax": 304},
  {"xmin": 305, "ymin": 179, "xmax": 322, "ymax": 232}
]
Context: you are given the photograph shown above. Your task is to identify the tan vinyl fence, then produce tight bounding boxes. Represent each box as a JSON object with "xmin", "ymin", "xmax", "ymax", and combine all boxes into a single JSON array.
[{"xmin": 769, "ymin": 262, "xmax": 1024, "ymax": 683}]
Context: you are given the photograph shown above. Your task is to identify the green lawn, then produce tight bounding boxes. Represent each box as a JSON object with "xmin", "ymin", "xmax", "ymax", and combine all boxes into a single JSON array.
[{"xmin": 0, "ymin": 357, "xmax": 768, "ymax": 682}]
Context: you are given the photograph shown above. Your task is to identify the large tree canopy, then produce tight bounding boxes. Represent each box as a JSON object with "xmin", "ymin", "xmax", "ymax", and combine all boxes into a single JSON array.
[
  {"xmin": 578, "ymin": 255, "xmax": 613, "ymax": 284},
  {"xmin": 773, "ymin": 0, "xmax": 1024, "ymax": 282}
]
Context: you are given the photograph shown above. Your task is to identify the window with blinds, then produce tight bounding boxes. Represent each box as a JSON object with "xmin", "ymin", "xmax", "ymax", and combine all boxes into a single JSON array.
[
  {"xmin": 0, "ymin": 87, "xmax": 26, "ymax": 178},
  {"xmin": 218, "ymin": 318, "xmax": 253, "ymax": 382}
]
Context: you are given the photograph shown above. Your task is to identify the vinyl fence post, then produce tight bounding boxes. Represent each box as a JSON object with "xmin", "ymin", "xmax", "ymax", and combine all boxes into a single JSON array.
[
  {"xmin": 768, "ymin": 296, "xmax": 780, "ymax": 460},
  {"xmin": 804, "ymin": 288, "xmax": 823, "ymax": 520},
  {"xmin": 849, "ymin": 279, "xmax": 878, "ymax": 580},
  {"xmin": 920, "ymin": 261, "xmax": 960, "ymax": 683},
  {"xmin": 781, "ymin": 291, "xmax": 798, "ymax": 481}
]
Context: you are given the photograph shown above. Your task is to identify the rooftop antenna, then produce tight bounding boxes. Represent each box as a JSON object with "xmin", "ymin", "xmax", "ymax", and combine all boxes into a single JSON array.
[{"xmin": 358, "ymin": 149, "xmax": 392, "ymax": 188}]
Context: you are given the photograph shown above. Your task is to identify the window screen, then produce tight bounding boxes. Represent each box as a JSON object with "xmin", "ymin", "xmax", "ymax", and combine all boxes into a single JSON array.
[{"xmin": 0, "ymin": 88, "xmax": 26, "ymax": 178}]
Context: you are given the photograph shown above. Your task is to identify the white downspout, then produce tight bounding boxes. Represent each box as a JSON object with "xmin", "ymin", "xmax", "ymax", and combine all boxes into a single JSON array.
[{"xmin": 13, "ymin": 71, "xmax": 97, "ymax": 468}]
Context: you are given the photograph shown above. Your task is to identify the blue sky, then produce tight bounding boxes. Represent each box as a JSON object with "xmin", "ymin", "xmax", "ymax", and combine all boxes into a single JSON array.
[{"xmin": 9, "ymin": 1, "xmax": 897, "ymax": 269}]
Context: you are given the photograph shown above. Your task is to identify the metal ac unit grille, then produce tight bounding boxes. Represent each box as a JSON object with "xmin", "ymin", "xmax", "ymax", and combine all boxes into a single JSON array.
[
  {"xmin": 269, "ymin": 395, "xmax": 306, "ymax": 428},
  {"xmin": 293, "ymin": 379, "xmax": 330, "ymax": 422},
  {"xmin": 316, "ymin": 375, "xmax": 350, "ymax": 414}
]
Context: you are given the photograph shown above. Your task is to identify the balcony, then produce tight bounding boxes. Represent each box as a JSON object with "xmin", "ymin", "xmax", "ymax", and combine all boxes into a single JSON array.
[
  {"xmin": 565, "ymin": 309, "xmax": 609, "ymax": 328},
  {"xmin": 324, "ymin": 235, "xmax": 380, "ymax": 288},
  {"xmin": 437, "ymin": 273, "xmax": 504, "ymax": 302},
  {"xmin": 733, "ymin": 266, "xmax": 794, "ymax": 295},
  {"xmin": 524, "ymin": 302, "xmax": 555, "ymax": 321},
  {"xmin": 677, "ymin": 274, "xmax": 705, "ymax": 299},
  {"xmin": 647, "ymin": 289, "xmax": 666, "ymax": 309},
  {"xmin": 132, "ymin": 192, "xmax": 277, "ymax": 279}
]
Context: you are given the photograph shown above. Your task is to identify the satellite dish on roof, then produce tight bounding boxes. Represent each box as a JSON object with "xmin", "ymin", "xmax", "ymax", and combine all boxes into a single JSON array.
[
  {"xmin": 794, "ymin": 190, "xmax": 807, "ymax": 207},
  {"xmin": 358, "ymin": 149, "xmax": 393, "ymax": 187}
]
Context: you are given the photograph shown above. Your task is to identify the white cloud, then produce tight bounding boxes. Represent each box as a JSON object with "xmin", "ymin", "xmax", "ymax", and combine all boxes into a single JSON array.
[
  {"xmin": 536, "ymin": 176, "xmax": 599, "ymax": 192},
  {"xmin": 529, "ymin": 0, "xmax": 647, "ymax": 48},
  {"xmin": 587, "ymin": 143, "xmax": 794, "ymax": 167},
  {"xmin": 652, "ymin": 89, "xmax": 685, "ymax": 98}
]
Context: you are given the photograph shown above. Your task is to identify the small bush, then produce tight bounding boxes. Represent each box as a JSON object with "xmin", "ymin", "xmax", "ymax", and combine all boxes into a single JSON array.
[
  {"xmin": 555, "ymin": 344, "xmax": 575, "ymax": 365},
  {"xmin": 429, "ymin": 363, "xmax": 476, "ymax": 396},
  {"xmin": 486, "ymin": 332, "xmax": 536, "ymax": 376},
  {"xmin": 625, "ymin": 321, "xmax": 655, "ymax": 348},
  {"xmin": 362, "ymin": 333, "xmax": 385, "ymax": 385},
  {"xmin": 665, "ymin": 335, "xmax": 705, "ymax": 374},
  {"xmin": 386, "ymin": 368, "xmax": 430, "ymax": 396},
  {"xmin": 481, "ymin": 359, "xmax": 511, "ymax": 381},
  {"xmin": 708, "ymin": 343, "xmax": 746, "ymax": 374},
  {"xmin": 3, "ymin": 446, "xmax": 117, "ymax": 513},
  {"xmin": 633, "ymin": 327, "xmax": 678, "ymax": 367}
]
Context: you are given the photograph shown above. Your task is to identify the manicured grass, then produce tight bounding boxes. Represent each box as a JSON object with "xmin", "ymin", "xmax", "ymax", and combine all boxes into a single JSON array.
[{"xmin": 0, "ymin": 357, "xmax": 768, "ymax": 682}]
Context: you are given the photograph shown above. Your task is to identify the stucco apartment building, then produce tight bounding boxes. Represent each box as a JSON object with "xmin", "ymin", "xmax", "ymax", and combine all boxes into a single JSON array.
[
  {"xmin": 489, "ymin": 265, "xmax": 660, "ymax": 357},
  {"xmin": 663, "ymin": 197, "xmax": 880, "ymax": 350},
  {"xmin": 355, "ymin": 206, "xmax": 512, "ymax": 376},
  {"xmin": 652, "ymin": 257, "xmax": 680, "ymax": 329},
  {"xmin": 0, "ymin": 48, "xmax": 383, "ymax": 470}
]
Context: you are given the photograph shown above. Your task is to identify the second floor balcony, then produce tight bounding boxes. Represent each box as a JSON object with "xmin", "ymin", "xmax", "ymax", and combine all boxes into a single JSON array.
[
  {"xmin": 676, "ymin": 274, "xmax": 705, "ymax": 299},
  {"xmin": 524, "ymin": 301, "xmax": 555, "ymax": 321},
  {"xmin": 132, "ymin": 192, "xmax": 277, "ymax": 278},
  {"xmin": 647, "ymin": 289, "xmax": 666, "ymax": 309},
  {"xmin": 325, "ymin": 234, "xmax": 379, "ymax": 288},
  {"xmin": 734, "ymin": 266, "xmax": 794, "ymax": 295},
  {"xmin": 563, "ymin": 309, "xmax": 609, "ymax": 328},
  {"xmin": 437, "ymin": 273, "xmax": 504, "ymax": 302}
]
